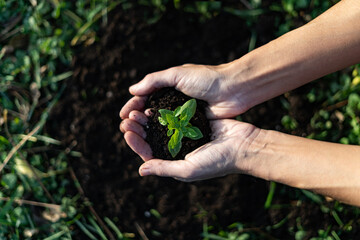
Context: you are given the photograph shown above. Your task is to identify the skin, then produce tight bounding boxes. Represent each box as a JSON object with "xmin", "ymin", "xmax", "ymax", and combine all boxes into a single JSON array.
[{"xmin": 120, "ymin": 0, "xmax": 360, "ymax": 206}]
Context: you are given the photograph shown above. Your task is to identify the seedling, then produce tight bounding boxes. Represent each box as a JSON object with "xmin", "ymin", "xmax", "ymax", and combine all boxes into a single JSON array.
[{"xmin": 158, "ymin": 99, "xmax": 203, "ymax": 158}]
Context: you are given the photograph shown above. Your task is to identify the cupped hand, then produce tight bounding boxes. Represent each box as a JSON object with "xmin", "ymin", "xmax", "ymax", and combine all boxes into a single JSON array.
[
  {"xmin": 120, "ymin": 113, "xmax": 260, "ymax": 182},
  {"xmin": 120, "ymin": 64, "xmax": 250, "ymax": 120}
]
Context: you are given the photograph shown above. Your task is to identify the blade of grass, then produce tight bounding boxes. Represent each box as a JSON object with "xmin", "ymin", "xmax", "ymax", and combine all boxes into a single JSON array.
[
  {"xmin": 0, "ymin": 125, "xmax": 40, "ymax": 172},
  {"xmin": 331, "ymin": 210, "xmax": 344, "ymax": 227},
  {"xmin": 0, "ymin": 186, "xmax": 22, "ymax": 218},
  {"xmin": 43, "ymin": 230, "xmax": 66, "ymax": 240},
  {"xmin": 271, "ymin": 216, "xmax": 288, "ymax": 229},
  {"xmin": 104, "ymin": 217, "xmax": 124, "ymax": 239},
  {"xmin": 33, "ymin": 135, "xmax": 61, "ymax": 145},
  {"xmin": 69, "ymin": 167, "xmax": 115, "ymax": 240},
  {"xmin": 331, "ymin": 230, "xmax": 341, "ymax": 240},
  {"xmin": 24, "ymin": 209, "xmax": 35, "ymax": 230},
  {"xmin": 201, "ymin": 233, "xmax": 227, "ymax": 240},
  {"xmin": 75, "ymin": 220, "xmax": 97, "ymax": 240},
  {"xmin": 202, "ymin": 222, "xmax": 209, "ymax": 240},
  {"xmin": 264, "ymin": 182, "xmax": 276, "ymax": 209},
  {"xmin": 0, "ymin": 15, "xmax": 22, "ymax": 36},
  {"xmin": 44, "ymin": 71, "xmax": 73, "ymax": 86},
  {"xmin": 71, "ymin": 1, "xmax": 123, "ymax": 46},
  {"xmin": 64, "ymin": 9, "xmax": 83, "ymax": 26},
  {"xmin": 66, "ymin": 213, "xmax": 82, "ymax": 225},
  {"xmin": 248, "ymin": 29, "xmax": 257, "ymax": 52},
  {"xmin": 88, "ymin": 215, "xmax": 108, "ymax": 240},
  {"xmin": 0, "ymin": 219, "xmax": 12, "ymax": 226},
  {"xmin": 16, "ymin": 134, "xmax": 61, "ymax": 145},
  {"xmin": 223, "ymin": 7, "xmax": 266, "ymax": 18},
  {"xmin": 34, "ymin": 83, "xmax": 65, "ymax": 131},
  {"xmin": 4, "ymin": 117, "xmax": 56, "ymax": 203},
  {"xmin": 0, "ymin": 196, "xmax": 15, "ymax": 218},
  {"xmin": 301, "ymin": 189, "xmax": 323, "ymax": 204}
]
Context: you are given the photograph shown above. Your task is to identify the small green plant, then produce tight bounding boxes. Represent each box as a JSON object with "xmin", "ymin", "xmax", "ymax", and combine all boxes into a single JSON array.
[{"xmin": 158, "ymin": 99, "xmax": 203, "ymax": 158}]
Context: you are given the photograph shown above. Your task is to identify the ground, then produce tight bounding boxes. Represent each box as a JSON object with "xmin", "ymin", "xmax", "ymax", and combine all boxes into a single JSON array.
[{"xmin": 49, "ymin": 4, "xmax": 359, "ymax": 240}]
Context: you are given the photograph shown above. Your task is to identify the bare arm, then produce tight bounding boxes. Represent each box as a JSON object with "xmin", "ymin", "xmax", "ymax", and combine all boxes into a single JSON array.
[
  {"xmin": 222, "ymin": 0, "xmax": 360, "ymax": 110},
  {"xmin": 125, "ymin": 0, "xmax": 360, "ymax": 118},
  {"xmin": 244, "ymin": 129, "xmax": 360, "ymax": 207},
  {"xmin": 226, "ymin": 0, "xmax": 360, "ymax": 206}
]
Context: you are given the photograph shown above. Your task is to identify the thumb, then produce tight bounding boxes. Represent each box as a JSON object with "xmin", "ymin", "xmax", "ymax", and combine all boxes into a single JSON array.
[
  {"xmin": 130, "ymin": 68, "xmax": 177, "ymax": 96},
  {"xmin": 139, "ymin": 159, "xmax": 196, "ymax": 182}
]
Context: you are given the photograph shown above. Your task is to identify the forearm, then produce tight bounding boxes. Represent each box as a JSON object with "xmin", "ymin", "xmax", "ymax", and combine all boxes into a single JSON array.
[
  {"xmin": 221, "ymin": 0, "xmax": 360, "ymax": 109},
  {"xmin": 245, "ymin": 129, "xmax": 360, "ymax": 206}
]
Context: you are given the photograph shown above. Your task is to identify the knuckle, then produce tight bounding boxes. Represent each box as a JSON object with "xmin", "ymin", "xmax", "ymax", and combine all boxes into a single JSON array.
[
  {"xmin": 166, "ymin": 66, "xmax": 180, "ymax": 75},
  {"xmin": 144, "ymin": 73, "xmax": 154, "ymax": 82}
]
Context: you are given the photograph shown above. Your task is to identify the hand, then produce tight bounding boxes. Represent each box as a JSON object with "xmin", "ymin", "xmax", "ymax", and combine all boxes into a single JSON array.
[
  {"xmin": 120, "ymin": 64, "xmax": 250, "ymax": 120},
  {"xmin": 120, "ymin": 114, "xmax": 260, "ymax": 181},
  {"xmin": 119, "ymin": 63, "xmax": 258, "ymax": 181}
]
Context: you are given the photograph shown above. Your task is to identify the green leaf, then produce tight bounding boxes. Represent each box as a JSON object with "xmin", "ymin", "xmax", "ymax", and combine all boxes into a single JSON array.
[
  {"xmin": 167, "ymin": 129, "xmax": 174, "ymax": 137},
  {"xmin": 168, "ymin": 129, "xmax": 183, "ymax": 158},
  {"xmin": 174, "ymin": 106, "xmax": 181, "ymax": 117},
  {"xmin": 159, "ymin": 109, "xmax": 173, "ymax": 119},
  {"xmin": 166, "ymin": 113, "xmax": 178, "ymax": 129},
  {"xmin": 1, "ymin": 173, "xmax": 17, "ymax": 190},
  {"xmin": 178, "ymin": 99, "xmax": 197, "ymax": 125},
  {"xmin": 184, "ymin": 126, "xmax": 203, "ymax": 140},
  {"xmin": 158, "ymin": 116, "xmax": 167, "ymax": 126}
]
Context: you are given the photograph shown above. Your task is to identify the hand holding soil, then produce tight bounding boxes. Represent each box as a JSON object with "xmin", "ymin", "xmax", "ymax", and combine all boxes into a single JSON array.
[
  {"xmin": 120, "ymin": 85, "xmax": 261, "ymax": 181},
  {"xmin": 121, "ymin": 0, "xmax": 360, "ymax": 207}
]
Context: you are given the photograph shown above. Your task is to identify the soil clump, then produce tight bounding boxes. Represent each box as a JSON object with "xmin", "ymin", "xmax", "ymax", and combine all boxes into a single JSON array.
[{"xmin": 145, "ymin": 88, "xmax": 211, "ymax": 160}]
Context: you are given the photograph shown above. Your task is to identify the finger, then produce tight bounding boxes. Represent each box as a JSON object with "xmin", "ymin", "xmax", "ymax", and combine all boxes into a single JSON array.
[
  {"xmin": 144, "ymin": 108, "xmax": 155, "ymax": 117},
  {"xmin": 139, "ymin": 159, "xmax": 197, "ymax": 181},
  {"xmin": 120, "ymin": 96, "xmax": 147, "ymax": 119},
  {"xmin": 124, "ymin": 131, "xmax": 153, "ymax": 161},
  {"xmin": 207, "ymin": 106, "xmax": 238, "ymax": 119},
  {"xmin": 129, "ymin": 68, "xmax": 177, "ymax": 96},
  {"xmin": 129, "ymin": 110, "xmax": 148, "ymax": 125},
  {"xmin": 120, "ymin": 119, "xmax": 146, "ymax": 138}
]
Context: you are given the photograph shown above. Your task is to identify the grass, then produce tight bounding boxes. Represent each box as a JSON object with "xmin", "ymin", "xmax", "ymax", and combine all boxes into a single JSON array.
[
  {"xmin": 1, "ymin": 0, "xmax": 360, "ymax": 239},
  {"xmin": 0, "ymin": 0, "xmax": 133, "ymax": 239}
]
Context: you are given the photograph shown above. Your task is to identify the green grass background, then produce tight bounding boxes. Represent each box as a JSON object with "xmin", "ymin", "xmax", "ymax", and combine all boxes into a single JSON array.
[{"xmin": 1, "ymin": 0, "xmax": 359, "ymax": 239}]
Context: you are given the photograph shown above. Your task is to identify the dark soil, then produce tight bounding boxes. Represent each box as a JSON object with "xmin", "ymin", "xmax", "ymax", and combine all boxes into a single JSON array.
[
  {"xmin": 145, "ymin": 88, "xmax": 211, "ymax": 160},
  {"xmin": 48, "ymin": 2, "xmax": 360, "ymax": 240}
]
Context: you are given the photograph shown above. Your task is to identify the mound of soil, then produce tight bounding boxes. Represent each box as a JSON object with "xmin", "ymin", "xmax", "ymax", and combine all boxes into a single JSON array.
[
  {"xmin": 145, "ymin": 88, "xmax": 211, "ymax": 160},
  {"xmin": 48, "ymin": 3, "xmax": 359, "ymax": 240}
]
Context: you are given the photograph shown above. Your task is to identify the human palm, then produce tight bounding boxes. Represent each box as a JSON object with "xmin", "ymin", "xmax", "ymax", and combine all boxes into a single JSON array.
[
  {"xmin": 120, "ymin": 117, "xmax": 259, "ymax": 181},
  {"xmin": 120, "ymin": 64, "xmax": 258, "ymax": 181}
]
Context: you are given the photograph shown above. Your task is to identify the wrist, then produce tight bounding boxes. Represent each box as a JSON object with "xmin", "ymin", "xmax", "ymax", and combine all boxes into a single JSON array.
[
  {"xmin": 216, "ymin": 50, "xmax": 279, "ymax": 112},
  {"xmin": 231, "ymin": 124, "xmax": 270, "ymax": 177},
  {"xmin": 235, "ymin": 127, "xmax": 290, "ymax": 183},
  {"xmin": 215, "ymin": 57, "xmax": 255, "ymax": 113}
]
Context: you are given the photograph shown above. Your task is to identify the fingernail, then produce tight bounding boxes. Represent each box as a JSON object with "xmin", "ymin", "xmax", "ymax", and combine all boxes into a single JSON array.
[{"xmin": 140, "ymin": 167, "xmax": 151, "ymax": 176}]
